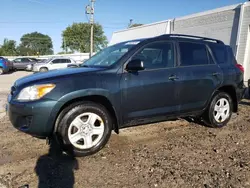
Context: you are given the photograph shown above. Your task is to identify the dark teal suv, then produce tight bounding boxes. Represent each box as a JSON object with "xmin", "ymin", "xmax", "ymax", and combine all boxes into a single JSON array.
[{"xmin": 7, "ymin": 34, "xmax": 245, "ymax": 157}]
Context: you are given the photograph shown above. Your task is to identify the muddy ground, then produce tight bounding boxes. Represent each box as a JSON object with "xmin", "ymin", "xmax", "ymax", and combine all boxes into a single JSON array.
[{"xmin": 0, "ymin": 95, "xmax": 250, "ymax": 188}]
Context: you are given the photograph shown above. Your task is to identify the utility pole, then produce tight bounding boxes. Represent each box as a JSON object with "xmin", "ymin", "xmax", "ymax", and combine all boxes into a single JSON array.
[
  {"xmin": 86, "ymin": 0, "xmax": 95, "ymax": 58},
  {"xmin": 63, "ymin": 38, "xmax": 67, "ymax": 54},
  {"xmin": 128, "ymin": 19, "xmax": 133, "ymax": 28}
]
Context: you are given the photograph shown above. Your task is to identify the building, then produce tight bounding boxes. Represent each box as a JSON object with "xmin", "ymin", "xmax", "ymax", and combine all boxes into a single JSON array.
[{"xmin": 110, "ymin": 2, "xmax": 250, "ymax": 86}]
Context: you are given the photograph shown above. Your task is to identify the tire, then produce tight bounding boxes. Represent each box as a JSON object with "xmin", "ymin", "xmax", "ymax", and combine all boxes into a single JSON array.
[
  {"xmin": 39, "ymin": 67, "xmax": 48, "ymax": 72},
  {"xmin": 55, "ymin": 101, "xmax": 112, "ymax": 157},
  {"xmin": 203, "ymin": 92, "xmax": 233, "ymax": 128},
  {"xmin": 0, "ymin": 68, "xmax": 3, "ymax": 75}
]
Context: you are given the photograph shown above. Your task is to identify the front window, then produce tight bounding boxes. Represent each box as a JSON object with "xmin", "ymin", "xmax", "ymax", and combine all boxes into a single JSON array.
[{"xmin": 81, "ymin": 41, "xmax": 141, "ymax": 67}]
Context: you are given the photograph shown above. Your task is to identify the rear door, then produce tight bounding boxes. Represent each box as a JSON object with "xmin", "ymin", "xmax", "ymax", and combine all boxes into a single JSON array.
[
  {"xmin": 20, "ymin": 58, "xmax": 31, "ymax": 69},
  {"xmin": 177, "ymin": 41, "xmax": 223, "ymax": 113}
]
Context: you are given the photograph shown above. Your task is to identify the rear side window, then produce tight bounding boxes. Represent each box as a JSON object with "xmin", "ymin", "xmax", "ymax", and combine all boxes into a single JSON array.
[
  {"xmin": 226, "ymin": 46, "xmax": 237, "ymax": 64},
  {"xmin": 21, "ymin": 58, "xmax": 30, "ymax": 62},
  {"xmin": 209, "ymin": 45, "xmax": 228, "ymax": 64},
  {"xmin": 179, "ymin": 42, "xmax": 209, "ymax": 66},
  {"xmin": 52, "ymin": 59, "xmax": 62, "ymax": 64},
  {"xmin": 65, "ymin": 59, "xmax": 71, "ymax": 63}
]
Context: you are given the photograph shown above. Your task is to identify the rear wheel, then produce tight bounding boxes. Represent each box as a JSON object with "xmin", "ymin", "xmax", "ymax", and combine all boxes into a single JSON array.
[
  {"xmin": 55, "ymin": 101, "xmax": 112, "ymax": 157},
  {"xmin": 39, "ymin": 67, "xmax": 48, "ymax": 72},
  {"xmin": 203, "ymin": 92, "xmax": 233, "ymax": 128},
  {"xmin": 0, "ymin": 68, "xmax": 3, "ymax": 75}
]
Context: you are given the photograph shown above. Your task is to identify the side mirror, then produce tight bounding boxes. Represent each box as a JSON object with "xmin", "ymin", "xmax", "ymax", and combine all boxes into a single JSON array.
[{"xmin": 126, "ymin": 59, "xmax": 144, "ymax": 72}]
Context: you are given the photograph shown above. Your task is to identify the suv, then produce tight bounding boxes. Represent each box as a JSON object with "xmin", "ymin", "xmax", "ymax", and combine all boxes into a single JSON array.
[
  {"xmin": 32, "ymin": 57, "xmax": 77, "ymax": 72},
  {"xmin": 0, "ymin": 57, "xmax": 13, "ymax": 75},
  {"xmin": 7, "ymin": 34, "xmax": 245, "ymax": 157}
]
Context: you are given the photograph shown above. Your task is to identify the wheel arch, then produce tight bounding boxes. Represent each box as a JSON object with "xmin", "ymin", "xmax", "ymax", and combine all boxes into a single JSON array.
[
  {"xmin": 51, "ymin": 94, "xmax": 120, "ymax": 135},
  {"xmin": 39, "ymin": 67, "xmax": 49, "ymax": 71},
  {"xmin": 207, "ymin": 85, "xmax": 238, "ymax": 113}
]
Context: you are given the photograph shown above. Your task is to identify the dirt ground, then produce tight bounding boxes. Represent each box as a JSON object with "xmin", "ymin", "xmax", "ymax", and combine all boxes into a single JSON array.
[{"xmin": 0, "ymin": 94, "xmax": 249, "ymax": 187}]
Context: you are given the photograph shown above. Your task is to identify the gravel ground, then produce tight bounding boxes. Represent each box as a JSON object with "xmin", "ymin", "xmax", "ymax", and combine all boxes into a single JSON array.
[
  {"xmin": 0, "ymin": 99, "xmax": 249, "ymax": 188},
  {"xmin": 0, "ymin": 71, "xmax": 250, "ymax": 188}
]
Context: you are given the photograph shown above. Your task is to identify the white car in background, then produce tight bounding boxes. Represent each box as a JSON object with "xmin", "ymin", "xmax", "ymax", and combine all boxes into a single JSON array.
[{"xmin": 32, "ymin": 57, "xmax": 78, "ymax": 72}]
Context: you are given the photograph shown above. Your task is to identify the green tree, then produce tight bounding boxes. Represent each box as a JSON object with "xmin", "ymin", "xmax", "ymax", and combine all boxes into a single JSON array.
[
  {"xmin": 19, "ymin": 32, "xmax": 54, "ymax": 55},
  {"xmin": 62, "ymin": 23, "xmax": 108, "ymax": 53},
  {"xmin": 16, "ymin": 44, "xmax": 36, "ymax": 56},
  {"xmin": 129, "ymin": 23, "xmax": 143, "ymax": 28},
  {"xmin": 0, "ymin": 39, "xmax": 17, "ymax": 56}
]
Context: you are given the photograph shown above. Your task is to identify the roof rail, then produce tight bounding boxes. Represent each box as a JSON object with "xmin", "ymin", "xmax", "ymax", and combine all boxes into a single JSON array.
[{"xmin": 159, "ymin": 34, "xmax": 224, "ymax": 44}]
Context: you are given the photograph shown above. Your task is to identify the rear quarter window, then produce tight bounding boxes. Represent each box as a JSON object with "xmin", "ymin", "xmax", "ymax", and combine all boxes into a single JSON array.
[{"xmin": 209, "ymin": 45, "xmax": 228, "ymax": 64}]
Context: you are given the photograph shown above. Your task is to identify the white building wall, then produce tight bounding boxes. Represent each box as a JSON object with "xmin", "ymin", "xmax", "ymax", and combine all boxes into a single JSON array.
[
  {"xmin": 109, "ymin": 2, "xmax": 250, "ymax": 83},
  {"xmin": 237, "ymin": 2, "xmax": 250, "ymax": 63},
  {"xmin": 109, "ymin": 20, "xmax": 171, "ymax": 45},
  {"xmin": 171, "ymin": 4, "xmax": 242, "ymax": 54}
]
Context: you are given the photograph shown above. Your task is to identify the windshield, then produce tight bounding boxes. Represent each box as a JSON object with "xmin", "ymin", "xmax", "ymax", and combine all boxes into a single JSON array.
[
  {"xmin": 81, "ymin": 41, "xmax": 141, "ymax": 67},
  {"xmin": 39, "ymin": 58, "xmax": 52, "ymax": 64}
]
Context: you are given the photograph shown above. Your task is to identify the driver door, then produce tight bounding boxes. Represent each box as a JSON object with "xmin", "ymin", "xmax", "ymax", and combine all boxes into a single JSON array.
[{"xmin": 120, "ymin": 41, "xmax": 180, "ymax": 123}]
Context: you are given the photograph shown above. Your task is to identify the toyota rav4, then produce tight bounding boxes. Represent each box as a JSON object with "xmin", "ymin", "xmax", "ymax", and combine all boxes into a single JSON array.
[{"xmin": 7, "ymin": 34, "xmax": 246, "ymax": 157}]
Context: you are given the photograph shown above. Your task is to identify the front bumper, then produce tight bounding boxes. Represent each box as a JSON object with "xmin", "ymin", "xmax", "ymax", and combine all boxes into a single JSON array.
[
  {"xmin": 32, "ymin": 66, "xmax": 40, "ymax": 72},
  {"xmin": 3, "ymin": 67, "xmax": 10, "ymax": 73},
  {"xmin": 26, "ymin": 64, "xmax": 33, "ymax": 71},
  {"xmin": 7, "ymin": 95, "xmax": 58, "ymax": 138}
]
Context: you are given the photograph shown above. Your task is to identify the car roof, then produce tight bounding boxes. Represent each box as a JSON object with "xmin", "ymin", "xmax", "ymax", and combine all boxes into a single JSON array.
[
  {"xmin": 52, "ymin": 57, "xmax": 72, "ymax": 59},
  {"xmin": 120, "ymin": 34, "xmax": 224, "ymax": 46}
]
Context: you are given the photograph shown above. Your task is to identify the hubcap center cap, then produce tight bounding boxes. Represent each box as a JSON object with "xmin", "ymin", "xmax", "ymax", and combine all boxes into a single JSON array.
[{"xmin": 80, "ymin": 125, "xmax": 92, "ymax": 135}]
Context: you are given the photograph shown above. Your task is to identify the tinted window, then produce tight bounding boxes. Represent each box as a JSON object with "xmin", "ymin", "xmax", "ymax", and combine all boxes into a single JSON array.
[
  {"xmin": 226, "ymin": 46, "xmax": 237, "ymax": 64},
  {"xmin": 21, "ymin": 58, "xmax": 30, "ymax": 62},
  {"xmin": 132, "ymin": 42, "xmax": 174, "ymax": 69},
  {"xmin": 15, "ymin": 58, "xmax": 22, "ymax": 62},
  {"xmin": 52, "ymin": 59, "xmax": 62, "ymax": 64},
  {"xmin": 29, "ymin": 58, "xmax": 38, "ymax": 62},
  {"xmin": 179, "ymin": 42, "xmax": 209, "ymax": 66},
  {"xmin": 64, "ymin": 59, "xmax": 71, "ymax": 63},
  {"xmin": 210, "ymin": 45, "xmax": 228, "ymax": 64}
]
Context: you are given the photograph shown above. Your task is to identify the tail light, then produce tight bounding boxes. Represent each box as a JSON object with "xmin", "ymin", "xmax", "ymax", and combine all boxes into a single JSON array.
[
  {"xmin": 236, "ymin": 64, "xmax": 244, "ymax": 73},
  {"xmin": 3, "ymin": 61, "xmax": 8, "ymax": 66}
]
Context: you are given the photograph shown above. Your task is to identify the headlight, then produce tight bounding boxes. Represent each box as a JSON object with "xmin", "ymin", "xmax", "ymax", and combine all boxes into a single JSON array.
[{"xmin": 17, "ymin": 84, "xmax": 56, "ymax": 101}]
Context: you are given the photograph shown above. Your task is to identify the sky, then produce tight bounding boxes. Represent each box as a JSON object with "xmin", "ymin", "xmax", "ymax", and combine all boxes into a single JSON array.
[{"xmin": 0, "ymin": 0, "xmax": 246, "ymax": 53}]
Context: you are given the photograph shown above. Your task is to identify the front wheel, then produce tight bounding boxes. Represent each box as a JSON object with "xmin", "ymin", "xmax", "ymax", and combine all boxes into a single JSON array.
[
  {"xmin": 39, "ymin": 67, "xmax": 48, "ymax": 72},
  {"xmin": 55, "ymin": 101, "xmax": 112, "ymax": 157},
  {"xmin": 203, "ymin": 92, "xmax": 233, "ymax": 128}
]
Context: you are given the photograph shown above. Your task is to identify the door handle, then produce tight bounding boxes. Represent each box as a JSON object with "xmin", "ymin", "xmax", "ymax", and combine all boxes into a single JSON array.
[{"xmin": 169, "ymin": 75, "xmax": 179, "ymax": 81}]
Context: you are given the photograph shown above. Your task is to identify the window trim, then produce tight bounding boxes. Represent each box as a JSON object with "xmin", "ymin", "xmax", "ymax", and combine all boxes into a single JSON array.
[
  {"xmin": 123, "ymin": 40, "xmax": 177, "ymax": 73},
  {"xmin": 177, "ymin": 41, "xmax": 213, "ymax": 67}
]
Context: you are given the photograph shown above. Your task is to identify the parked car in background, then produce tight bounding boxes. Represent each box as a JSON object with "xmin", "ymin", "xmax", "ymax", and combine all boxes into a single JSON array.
[
  {"xmin": 0, "ymin": 57, "xmax": 13, "ymax": 75},
  {"xmin": 7, "ymin": 34, "xmax": 245, "ymax": 157},
  {"xmin": 32, "ymin": 57, "xmax": 77, "ymax": 72},
  {"xmin": 13, "ymin": 57, "xmax": 39, "ymax": 70}
]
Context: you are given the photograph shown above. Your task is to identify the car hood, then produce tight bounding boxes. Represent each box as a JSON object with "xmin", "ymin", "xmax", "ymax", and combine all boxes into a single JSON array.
[{"xmin": 15, "ymin": 67, "xmax": 105, "ymax": 87}]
